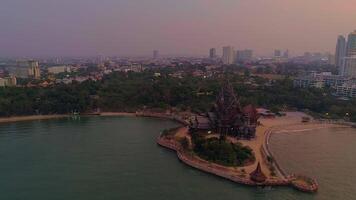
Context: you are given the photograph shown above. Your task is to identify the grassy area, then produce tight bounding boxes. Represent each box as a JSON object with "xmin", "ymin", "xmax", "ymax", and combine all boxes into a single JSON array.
[{"xmin": 161, "ymin": 127, "xmax": 181, "ymax": 138}]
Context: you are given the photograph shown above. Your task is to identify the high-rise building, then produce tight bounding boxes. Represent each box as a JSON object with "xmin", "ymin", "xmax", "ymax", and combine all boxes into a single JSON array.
[
  {"xmin": 346, "ymin": 30, "xmax": 356, "ymax": 57},
  {"xmin": 236, "ymin": 49, "xmax": 253, "ymax": 62},
  {"xmin": 343, "ymin": 57, "xmax": 356, "ymax": 77},
  {"xmin": 343, "ymin": 30, "xmax": 356, "ymax": 77},
  {"xmin": 13, "ymin": 60, "xmax": 40, "ymax": 79},
  {"xmin": 335, "ymin": 35, "xmax": 346, "ymax": 73},
  {"xmin": 153, "ymin": 50, "xmax": 159, "ymax": 59},
  {"xmin": 222, "ymin": 46, "xmax": 235, "ymax": 65},
  {"xmin": 274, "ymin": 50, "xmax": 282, "ymax": 58},
  {"xmin": 328, "ymin": 54, "xmax": 336, "ymax": 65},
  {"xmin": 0, "ymin": 76, "xmax": 17, "ymax": 87},
  {"xmin": 283, "ymin": 50, "xmax": 289, "ymax": 59},
  {"xmin": 27, "ymin": 60, "xmax": 41, "ymax": 79},
  {"xmin": 209, "ymin": 48, "xmax": 217, "ymax": 59},
  {"xmin": 274, "ymin": 49, "xmax": 289, "ymax": 62}
]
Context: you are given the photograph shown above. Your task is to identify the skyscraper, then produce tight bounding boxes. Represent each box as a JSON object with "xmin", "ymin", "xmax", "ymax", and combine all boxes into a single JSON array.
[
  {"xmin": 222, "ymin": 46, "xmax": 235, "ymax": 65},
  {"xmin": 346, "ymin": 30, "xmax": 356, "ymax": 57},
  {"xmin": 335, "ymin": 35, "xmax": 346, "ymax": 74},
  {"xmin": 343, "ymin": 31, "xmax": 356, "ymax": 77},
  {"xmin": 209, "ymin": 48, "xmax": 217, "ymax": 59},
  {"xmin": 153, "ymin": 50, "xmax": 159, "ymax": 59}
]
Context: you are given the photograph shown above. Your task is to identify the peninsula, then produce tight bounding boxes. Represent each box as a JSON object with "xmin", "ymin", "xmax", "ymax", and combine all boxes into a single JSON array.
[{"xmin": 157, "ymin": 82, "xmax": 349, "ymax": 193}]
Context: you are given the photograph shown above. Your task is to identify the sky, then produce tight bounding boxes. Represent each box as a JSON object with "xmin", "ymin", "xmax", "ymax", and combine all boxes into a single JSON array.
[{"xmin": 1, "ymin": 0, "xmax": 356, "ymax": 57}]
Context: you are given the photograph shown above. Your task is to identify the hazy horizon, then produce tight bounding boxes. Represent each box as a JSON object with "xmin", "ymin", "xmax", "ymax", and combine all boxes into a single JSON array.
[{"xmin": 1, "ymin": 0, "xmax": 356, "ymax": 57}]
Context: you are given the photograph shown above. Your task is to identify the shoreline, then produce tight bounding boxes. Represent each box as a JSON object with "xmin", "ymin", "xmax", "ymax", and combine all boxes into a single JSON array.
[
  {"xmin": 1, "ymin": 111, "xmax": 351, "ymax": 193},
  {"xmin": 156, "ymin": 113, "xmax": 355, "ymax": 193},
  {"xmin": 0, "ymin": 114, "xmax": 69, "ymax": 124},
  {"xmin": 99, "ymin": 112, "xmax": 137, "ymax": 117},
  {"xmin": 157, "ymin": 128, "xmax": 318, "ymax": 192},
  {"xmin": 0, "ymin": 111, "xmax": 189, "ymax": 126}
]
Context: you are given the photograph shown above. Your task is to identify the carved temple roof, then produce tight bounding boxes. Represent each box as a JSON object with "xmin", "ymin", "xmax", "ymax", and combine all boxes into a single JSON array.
[{"xmin": 213, "ymin": 81, "xmax": 243, "ymax": 125}]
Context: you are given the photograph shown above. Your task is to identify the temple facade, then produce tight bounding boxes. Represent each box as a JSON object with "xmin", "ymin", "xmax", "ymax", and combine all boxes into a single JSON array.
[{"xmin": 190, "ymin": 82, "xmax": 259, "ymax": 139}]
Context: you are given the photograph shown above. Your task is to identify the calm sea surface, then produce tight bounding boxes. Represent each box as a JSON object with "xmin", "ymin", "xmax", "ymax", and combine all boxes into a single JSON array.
[{"xmin": 0, "ymin": 117, "xmax": 355, "ymax": 200}]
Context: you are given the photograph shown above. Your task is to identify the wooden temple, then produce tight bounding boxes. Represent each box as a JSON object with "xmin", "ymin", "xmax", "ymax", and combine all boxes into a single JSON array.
[{"xmin": 190, "ymin": 81, "xmax": 259, "ymax": 139}]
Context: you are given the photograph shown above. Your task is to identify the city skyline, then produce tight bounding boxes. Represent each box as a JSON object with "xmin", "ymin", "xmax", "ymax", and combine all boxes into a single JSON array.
[{"xmin": 1, "ymin": 0, "xmax": 356, "ymax": 57}]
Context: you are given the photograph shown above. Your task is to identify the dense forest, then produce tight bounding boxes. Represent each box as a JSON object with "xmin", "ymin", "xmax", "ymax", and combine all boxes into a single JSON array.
[{"xmin": 0, "ymin": 71, "xmax": 356, "ymax": 121}]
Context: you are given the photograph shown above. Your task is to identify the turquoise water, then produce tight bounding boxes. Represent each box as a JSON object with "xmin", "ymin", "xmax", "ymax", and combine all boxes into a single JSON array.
[{"xmin": 0, "ymin": 117, "xmax": 354, "ymax": 200}]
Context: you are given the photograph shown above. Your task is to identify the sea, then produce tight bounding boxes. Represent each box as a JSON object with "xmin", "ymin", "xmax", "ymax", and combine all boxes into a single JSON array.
[{"xmin": 0, "ymin": 116, "xmax": 355, "ymax": 200}]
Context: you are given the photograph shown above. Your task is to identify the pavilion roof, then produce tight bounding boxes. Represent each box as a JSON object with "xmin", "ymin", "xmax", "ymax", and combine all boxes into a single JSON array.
[{"xmin": 250, "ymin": 162, "xmax": 267, "ymax": 183}]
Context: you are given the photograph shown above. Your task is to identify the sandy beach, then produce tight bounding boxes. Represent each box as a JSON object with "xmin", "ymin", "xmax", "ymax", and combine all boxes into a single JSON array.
[
  {"xmin": 0, "ymin": 111, "xmax": 178, "ymax": 125},
  {"xmin": 99, "ymin": 112, "xmax": 137, "ymax": 117},
  {"xmin": 0, "ymin": 115, "xmax": 69, "ymax": 124}
]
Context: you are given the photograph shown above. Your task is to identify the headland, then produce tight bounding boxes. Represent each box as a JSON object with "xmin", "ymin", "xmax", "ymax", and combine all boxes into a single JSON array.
[{"xmin": 157, "ymin": 111, "xmax": 350, "ymax": 193}]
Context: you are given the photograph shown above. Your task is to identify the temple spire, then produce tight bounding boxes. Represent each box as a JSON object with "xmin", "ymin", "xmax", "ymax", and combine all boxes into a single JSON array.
[{"xmin": 250, "ymin": 162, "xmax": 267, "ymax": 183}]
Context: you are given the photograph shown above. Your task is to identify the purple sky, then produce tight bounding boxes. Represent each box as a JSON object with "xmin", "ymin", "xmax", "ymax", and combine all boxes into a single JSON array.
[{"xmin": 1, "ymin": 0, "xmax": 356, "ymax": 57}]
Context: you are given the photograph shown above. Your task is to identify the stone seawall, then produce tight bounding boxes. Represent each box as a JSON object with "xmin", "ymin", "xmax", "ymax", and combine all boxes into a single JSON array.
[
  {"xmin": 157, "ymin": 133, "xmax": 318, "ymax": 192},
  {"xmin": 263, "ymin": 128, "xmax": 288, "ymax": 179},
  {"xmin": 157, "ymin": 136, "xmax": 290, "ymax": 187}
]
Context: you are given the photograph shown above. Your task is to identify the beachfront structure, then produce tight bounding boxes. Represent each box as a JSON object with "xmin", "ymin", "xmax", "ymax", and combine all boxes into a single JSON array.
[{"xmin": 189, "ymin": 82, "xmax": 259, "ymax": 139}]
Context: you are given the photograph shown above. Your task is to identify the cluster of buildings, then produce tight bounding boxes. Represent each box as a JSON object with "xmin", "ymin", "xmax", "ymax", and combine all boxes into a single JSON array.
[
  {"xmin": 0, "ymin": 60, "xmax": 41, "ymax": 87},
  {"xmin": 293, "ymin": 30, "xmax": 356, "ymax": 99},
  {"xmin": 273, "ymin": 49, "xmax": 289, "ymax": 62},
  {"xmin": 294, "ymin": 72, "xmax": 351, "ymax": 88},
  {"xmin": 210, "ymin": 47, "xmax": 324, "ymax": 65},
  {"xmin": 293, "ymin": 72, "xmax": 356, "ymax": 98},
  {"xmin": 209, "ymin": 47, "xmax": 254, "ymax": 64},
  {"xmin": 47, "ymin": 65, "xmax": 72, "ymax": 74},
  {"xmin": 7, "ymin": 60, "xmax": 41, "ymax": 79}
]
